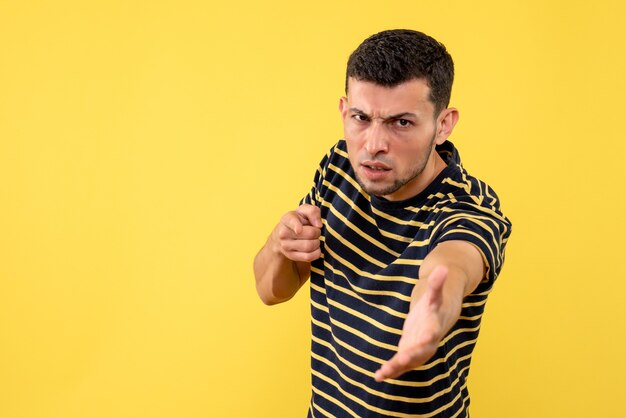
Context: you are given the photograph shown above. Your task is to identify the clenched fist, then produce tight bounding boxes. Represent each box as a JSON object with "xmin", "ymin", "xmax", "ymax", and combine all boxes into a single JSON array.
[{"xmin": 272, "ymin": 204, "xmax": 323, "ymax": 263}]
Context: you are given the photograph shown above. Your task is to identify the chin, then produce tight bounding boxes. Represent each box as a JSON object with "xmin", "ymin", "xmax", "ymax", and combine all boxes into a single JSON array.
[{"xmin": 358, "ymin": 180, "xmax": 396, "ymax": 197}]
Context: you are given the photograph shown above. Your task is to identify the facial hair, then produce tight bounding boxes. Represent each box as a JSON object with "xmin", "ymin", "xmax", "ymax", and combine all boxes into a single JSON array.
[{"xmin": 355, "ymin": 132, "xmax": 438, "ymax": 198}]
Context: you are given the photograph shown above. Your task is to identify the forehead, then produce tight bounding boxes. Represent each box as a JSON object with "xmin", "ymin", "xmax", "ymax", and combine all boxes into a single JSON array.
[{"xmin": 346, "ymin": 77, "xmax": 435, "ymax": 117}]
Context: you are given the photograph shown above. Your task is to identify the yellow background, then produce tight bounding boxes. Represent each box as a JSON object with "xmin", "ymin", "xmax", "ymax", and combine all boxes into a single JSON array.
[{"xmin": 1, "ymin": 1, "xmax": 624, "ymax": 417}]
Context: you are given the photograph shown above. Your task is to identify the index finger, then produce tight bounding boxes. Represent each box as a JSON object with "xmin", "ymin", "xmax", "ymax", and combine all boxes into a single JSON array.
[
  {"xmin": 296, "ymin": 204, "xmax": 322, "ymax": 228},
  {"xmin": 280, "ymin": 211, "xmax": 306, "ymax": 235}
]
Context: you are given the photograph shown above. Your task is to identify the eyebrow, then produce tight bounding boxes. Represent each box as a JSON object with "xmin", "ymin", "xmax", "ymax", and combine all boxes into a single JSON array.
[{"xmin": 349, "ymin": 107, "xmax": 419, "ymax": 120}]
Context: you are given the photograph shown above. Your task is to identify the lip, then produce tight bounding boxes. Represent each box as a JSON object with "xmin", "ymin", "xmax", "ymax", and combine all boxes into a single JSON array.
[
  {"xmin": 360, "ymin": 161, "xmax": 391, "ymax": 181},
  {"xmin": 362, "ymin": 160, "xmax": 391, "ymax": 170}
]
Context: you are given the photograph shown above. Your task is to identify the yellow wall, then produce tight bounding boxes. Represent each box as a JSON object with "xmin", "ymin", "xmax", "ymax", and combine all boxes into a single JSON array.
[{"xmin": 1, "ymin": 1, "xmax": 624, "ymax": 416}]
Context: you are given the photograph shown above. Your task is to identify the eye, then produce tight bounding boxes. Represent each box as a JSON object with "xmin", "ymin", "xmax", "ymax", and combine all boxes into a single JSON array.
[
  {"xmin": 351, "ymin": 113, "xmax": 369, "ymax": 122},
  {"xmin": 395, "ymin": 118, "xmax": 412, "ymax": 127}
]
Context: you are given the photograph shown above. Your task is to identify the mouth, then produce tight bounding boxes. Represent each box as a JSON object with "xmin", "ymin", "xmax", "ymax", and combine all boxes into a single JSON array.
[
  {"xmin": 363, "ymin": 164, "xmax": 389, "ymax": 171},
  {"xmin": 360, "ymin": 161, "xmax": 391, "ymax": 180},
  {"xmin": 362, "ymin": 161, "xmax": 391, "ymax": 171}
]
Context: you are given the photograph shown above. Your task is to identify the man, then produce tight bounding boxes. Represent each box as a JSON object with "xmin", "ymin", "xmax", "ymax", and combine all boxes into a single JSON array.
[{"xmin": 254, "ymin": 29, "xmax": 511, "ymax": 417}]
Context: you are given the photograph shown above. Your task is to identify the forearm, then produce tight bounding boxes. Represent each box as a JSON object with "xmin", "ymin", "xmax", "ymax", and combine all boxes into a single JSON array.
[
  {"xmin": 253, "ymin": 232, "xmax": 309, "ymax": 305},
  {"xmin": 411, "ymin": 264, "xmax": 468, "ymax": 335},
  {"xmin": 413, "ymin": 241, "xmax": 485, "ymax": 334},
  {"xmin": 375, "ymin": 242, "xmax": 486, "ymax": 381}
]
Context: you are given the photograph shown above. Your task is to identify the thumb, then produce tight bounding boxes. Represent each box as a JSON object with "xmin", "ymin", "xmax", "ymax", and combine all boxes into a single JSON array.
[{"xmin": 297, "ymin": 204, "xmax": 322, "ymax": 228}]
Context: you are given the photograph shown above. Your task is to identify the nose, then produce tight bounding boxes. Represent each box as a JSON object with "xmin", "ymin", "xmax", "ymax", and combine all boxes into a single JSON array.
[{"xmin": 364, "ymin": 121, "xmax": 389, "ymax": 156}]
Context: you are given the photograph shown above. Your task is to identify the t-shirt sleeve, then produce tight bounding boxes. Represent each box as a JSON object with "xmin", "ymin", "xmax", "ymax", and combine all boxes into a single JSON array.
[
  {"xmin": 429, "ymin": 199, "xmax": 512, "ymax": 292},
  {"xmin": 300, "ymin": 144, "xmax": 334, "ymax": 207}
]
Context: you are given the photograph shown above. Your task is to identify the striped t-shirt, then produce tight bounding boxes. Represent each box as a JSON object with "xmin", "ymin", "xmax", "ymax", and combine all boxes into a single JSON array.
[{"xmin": 302, "ymin": 139, "xmax": 512, "ymax": 417}]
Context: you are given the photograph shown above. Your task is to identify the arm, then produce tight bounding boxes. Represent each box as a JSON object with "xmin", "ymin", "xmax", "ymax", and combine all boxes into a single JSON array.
[
  {"xmin": 254, "ymin": 204, "xmax": 322, "ymax": 305},
  {"xmin": 374, "ymin": 239, "xmax": 485, "ymax": 382}
]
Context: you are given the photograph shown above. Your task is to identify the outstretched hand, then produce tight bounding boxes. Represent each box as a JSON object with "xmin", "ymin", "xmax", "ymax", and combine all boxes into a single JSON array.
[{"xmin": 375, "ymin": 265, "xmax": 454, "ymax": 382}]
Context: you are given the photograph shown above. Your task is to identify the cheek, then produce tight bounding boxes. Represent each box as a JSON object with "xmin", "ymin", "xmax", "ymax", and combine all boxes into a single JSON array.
[
  {"xmin": 392, "ymin": 142, "xmax": 424, "ymax": 167},
  {"xmin": 344, "ymin": 133, "xmax": 363, "ymax": 153},
  {"xmin": 343, "ymin": 119, "xmax": 368, "ymax": 140},
  {"xmin": 343, "ymin": 124, "xmax": 355, "ymax": 140},
  {"xmin": 344, "ymin": 138, "xmax": 362, "ymax": 167},
  {"xmin": 344, "ymin": 137, "xmax": 356, "ymax": 158}
]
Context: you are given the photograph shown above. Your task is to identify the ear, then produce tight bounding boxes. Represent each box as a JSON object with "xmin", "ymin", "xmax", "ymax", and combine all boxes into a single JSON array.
[
  {"xmin": 434, "ymin": 107, "xmax": 459, "ymax": 145},
  {"xmin": 339, "ymin": 96, "xmax": 349, "ymax": 119}
]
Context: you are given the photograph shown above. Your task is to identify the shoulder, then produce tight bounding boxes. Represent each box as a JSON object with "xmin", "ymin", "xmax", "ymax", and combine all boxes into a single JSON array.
[
  {"xmin": 303, "ymin": 139, "xmax": 361, "ymax": 206},
  {"xmin": 314, "ymin": 139, "xmax": 355, "ymax": 185},
  {"xmin": 434, "ymin": 141, "xmax": 507, "ymax": 215},
  {"xmin": 427, "ymin": 142, "xmax": 512, "ymax": 249}
]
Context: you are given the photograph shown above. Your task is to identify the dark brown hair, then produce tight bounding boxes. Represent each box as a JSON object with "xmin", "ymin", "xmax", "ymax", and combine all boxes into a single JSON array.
[{"xmin": 346, "ymin": 29, "xmax": 454, "ymax": 115}]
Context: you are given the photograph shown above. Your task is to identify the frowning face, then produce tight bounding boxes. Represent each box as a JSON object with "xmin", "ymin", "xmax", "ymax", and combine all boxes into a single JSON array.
[{"xmin": 340, "ymin": 77, "xmax": 457, "ymax": 201}]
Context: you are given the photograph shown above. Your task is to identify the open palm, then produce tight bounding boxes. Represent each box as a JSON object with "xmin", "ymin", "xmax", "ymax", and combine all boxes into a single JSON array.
[{"xmin": 375, "ymin": 266, "xmax": 452, "ymax": 382}]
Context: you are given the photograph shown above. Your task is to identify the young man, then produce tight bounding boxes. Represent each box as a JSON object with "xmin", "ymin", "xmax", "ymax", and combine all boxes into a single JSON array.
[{"xmin": 254, "ymin": 29, "xmax": 512, "ymax": 417}]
